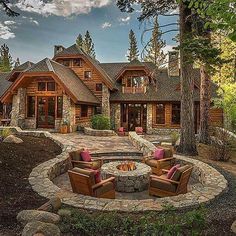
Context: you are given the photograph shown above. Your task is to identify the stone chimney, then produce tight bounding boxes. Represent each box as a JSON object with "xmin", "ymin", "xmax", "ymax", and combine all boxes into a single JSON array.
[
  {"xmin": 168, "ymin": 51, "xmax": 180, "ymax": 77},
  {"xmin": 54, "ymin": 45, "xmax": 65, "ymax": 56}
]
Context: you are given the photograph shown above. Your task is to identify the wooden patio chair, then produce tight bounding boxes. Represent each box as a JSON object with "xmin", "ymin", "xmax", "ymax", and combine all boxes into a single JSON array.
[
  {"xmin": 69, "ymin": 149, "xmax": 103, "ymax": 170},
  {"xmin": 143, "ymin": 147, "xmax": 175, "ymax": 175},
  {"xmin": 68, "ymin": 168, "xmax": 115, "ymax": 199},
  {"xmin": 149, "ymin": 165, "xmax": 193, "ymax": 197}
]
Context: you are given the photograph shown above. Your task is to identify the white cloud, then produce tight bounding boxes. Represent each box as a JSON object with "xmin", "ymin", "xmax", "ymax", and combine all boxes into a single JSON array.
[
  {"xmin": 0, "ymin": 23, "xmax": 15, "ymax": 39},
  {"xmin": 101, "ymin": 22, "xmax": 112, "ymax": 29},
  {"xmin": 120, "ymin": 16, "xmax": 131, "ymax": 22},
  {"xmin": 163, "ymin": 45, "xmax": 177, "ymax": 54},
  {"xmin": 15, "ymin": 0, "xmax": 112, "ymax": 17},
  {"xmin": 4, "ymin": 21, "xmax": 16, "ymax": 25}
]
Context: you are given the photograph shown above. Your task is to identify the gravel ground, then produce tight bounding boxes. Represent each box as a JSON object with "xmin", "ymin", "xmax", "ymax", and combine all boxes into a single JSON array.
[{"xmin": 202, "ymin": 163, "xmax": 236, "ymax": 235}]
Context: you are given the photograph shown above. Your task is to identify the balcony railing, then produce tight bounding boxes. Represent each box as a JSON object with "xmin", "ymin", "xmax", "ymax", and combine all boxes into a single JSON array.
[{"xmin": 122, "ymin": 86, "xmax": 146, "ymax": 94}]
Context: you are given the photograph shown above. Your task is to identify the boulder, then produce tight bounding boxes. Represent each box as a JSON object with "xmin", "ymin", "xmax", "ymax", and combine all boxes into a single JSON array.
[
  {"xmin": 3, "ymin": 135, "xmax": 23, "ymax": 144},
  {"xmin": 38, "ymin": 197, "xmax": 62, "ymax": 212},
  {"xmin": 231, "ymin": 220, "xmax": 236, "ymax": 233},
  {"xmin": 22, "ymin": 221, "xmax": 60, "ymax": 236},
  {"xmin": 17, "ymin": 210, "xmax": 60, "ymax": 226}
]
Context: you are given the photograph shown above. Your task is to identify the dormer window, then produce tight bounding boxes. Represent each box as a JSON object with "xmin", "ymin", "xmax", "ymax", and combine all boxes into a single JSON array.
[
  {"xmin": 73, "ymin": 59, "xmax": 82, "ymax": 67},
  {"xmin": 123, "ymin": 76, "xmax": 147, "ymax": 93}
]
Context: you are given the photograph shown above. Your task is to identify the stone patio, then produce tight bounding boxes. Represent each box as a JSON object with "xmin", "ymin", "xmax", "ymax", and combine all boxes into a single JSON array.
[{"xmin": 51, "ymin": 132, "xmax": 139, "ymax": 154}]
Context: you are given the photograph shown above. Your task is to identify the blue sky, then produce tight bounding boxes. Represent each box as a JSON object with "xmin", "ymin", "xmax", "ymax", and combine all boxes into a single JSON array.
[{"xmin": 0, "ymin": 1, "xmax": 178, "ymax": 64}]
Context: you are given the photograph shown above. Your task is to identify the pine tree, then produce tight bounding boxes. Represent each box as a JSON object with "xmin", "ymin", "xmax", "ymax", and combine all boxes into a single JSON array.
[
  {"xmin": 76, "ymin": 34, "xmax": 83, "ymax": 48},
  {"xmin": 83, "ymin": 31, "xmax": 96, "ymax": 59},
  {"xmin": 14, "ymin": 57, "xmax": 20, "ymax": 68},
  {"xmin": 0, "ymin": 44, "xmax": 13, "ymax": 72},
  {"xmin": 127, "ymin": 29, "xmax": 139, "ymax": 62},
  {"xmin": 144, "ymin": 17, "xmax": 166, "ymax": 68}
]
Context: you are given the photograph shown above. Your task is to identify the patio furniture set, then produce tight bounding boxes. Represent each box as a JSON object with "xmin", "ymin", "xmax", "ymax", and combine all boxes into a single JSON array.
[{"xmin": 68, "ymin": 145, "xmax": 193, "ymax": 199}]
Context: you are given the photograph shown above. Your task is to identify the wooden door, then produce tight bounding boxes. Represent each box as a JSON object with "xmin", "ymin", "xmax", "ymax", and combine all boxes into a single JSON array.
[{"xmin": 37, "ymin": 97, "xmax": 55, "ymax": 128}]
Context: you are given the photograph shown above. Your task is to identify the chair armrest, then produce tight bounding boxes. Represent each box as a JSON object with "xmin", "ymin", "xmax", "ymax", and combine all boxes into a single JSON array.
[
  {"xmin": 143, "ymin": 155, "xmax": 154, "ymax": 161},
  {"xmin": 150, "ymin": 175, "xmax": 180, "ymax": 185},
  {"xmin": 71, "ymin": 160, "xmax": 93, "ymax": 165},
  {"xmin": 92, "ymin": 177, "xmax": 115, "ymax": 190},
  {"xmin": 158, "ymin": 157, "xmax": 175, "ymax": 162},
  {"xmin": 162, "ymin": 169, "xmax": 169, "ymax": 173},
  {"xmin": 91, "ymin": 158, "xmax": 104, "ymax": 165}
]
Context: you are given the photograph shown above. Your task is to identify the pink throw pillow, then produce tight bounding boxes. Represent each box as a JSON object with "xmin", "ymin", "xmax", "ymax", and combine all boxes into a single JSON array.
[
  {"xmin": 167, "ymin": 164, "xmax": 181, "ymax": 179},
  {"xmin": 118, "ymin": 127, "xmax": 124, "ymax": 132},
  {"xmin": 80, "ymin": 150, "xmax": 92, "ymax": 162},
  {"xmin": 154, "ymin": 148, "xmax": 164, "ymax": 160},
  {"xmin": 93, "ymin": 170, "xmax": 102, "ymax": 183},
  {"xmin": 136, "ymin": 127, "xmax": 143, "ymax": 133}
]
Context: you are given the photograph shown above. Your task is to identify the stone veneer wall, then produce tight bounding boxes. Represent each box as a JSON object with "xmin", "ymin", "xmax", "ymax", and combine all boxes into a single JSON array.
[
  {"xmin": 110, "ymin": 103, "xmax": 121, "ymax": 130},
  {"xmin": 10, "ymin": 88, "xmax": 26, "ymax": 128},
  {"xmin": 102, "ymin": 85, "xmax": 110, "ymax": 118},
  {"xmin": 62, "ymin": 95, "xmax": 76, "ymax": 132},
  {"xmin": 8, "ymin": 127, "xmax": 226, "ymax": 213}
]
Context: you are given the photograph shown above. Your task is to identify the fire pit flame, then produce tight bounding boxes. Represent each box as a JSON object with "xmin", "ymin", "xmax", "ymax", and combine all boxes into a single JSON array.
[{"xmin": 117, "ymin": 161, "xmax": 136, "ymax": 171}]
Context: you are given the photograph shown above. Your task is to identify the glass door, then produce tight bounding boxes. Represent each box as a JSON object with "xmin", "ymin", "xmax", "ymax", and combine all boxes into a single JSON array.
[{"xmin": 37, "ymin": 97, "xmax": 55, "ymax": 128}]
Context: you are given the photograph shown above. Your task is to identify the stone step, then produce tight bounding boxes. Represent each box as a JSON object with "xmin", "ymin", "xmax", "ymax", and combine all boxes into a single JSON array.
[
  {"xmin": 91, "ymin": 151, "xmax": 143, "ymax": 157},
  {"xmin": 93, "ymin": 155, "xmax": 143, "ymax": 162}
]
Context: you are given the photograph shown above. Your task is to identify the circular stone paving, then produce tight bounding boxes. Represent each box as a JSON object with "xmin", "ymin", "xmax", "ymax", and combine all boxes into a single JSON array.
[{"xmin": 101, "ymin": 161, "xmax": 152, "ymax": 192}]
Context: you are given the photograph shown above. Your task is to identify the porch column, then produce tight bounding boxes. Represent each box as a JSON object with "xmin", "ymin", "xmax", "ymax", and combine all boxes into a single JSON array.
[
  {"xmin": 110, "ymin": 103, "xmax": 121, "ymax": 130},
  {"xmin": 62, "ymin": 94, "xmax": 76, "ymax": 132},
  {"xmin": 102, "ymin": 85, "xmax": 110, "ymax": 118},
  {"xmin": 10, "ymin": 88, "xmax": 26, "ymax": 128},
  {"xmin": 146, "ymin": 103, "xmax": 153, "ymax": 134}
]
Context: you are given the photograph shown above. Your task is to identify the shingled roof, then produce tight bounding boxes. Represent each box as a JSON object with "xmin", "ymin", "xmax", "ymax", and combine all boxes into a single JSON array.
[
  {"xmin": 14, "ymin": 61, "xmax": 34, "ymax": 71},
  {"xmin": 54, "ymin": 44, "xmax": 115, "ymax": 89},
  {"xmin": 100, "ymin": 62, "xmax": 218, "ymax": 102},
  {"xmin": 17, "ymin": 58, "xmax": 99, "ymax": 104},
  {"xmin": 0, "ymin": 73, "xmax": 12, "ymax": 97}
]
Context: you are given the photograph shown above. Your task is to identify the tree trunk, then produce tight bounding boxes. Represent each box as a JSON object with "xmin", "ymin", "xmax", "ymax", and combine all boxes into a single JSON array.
[
  {"xmin": 177, "ymin": 1, "xmax": 198, "ymax": 156},
  {"xmin": 199, "ymin": 65, "xmax": 211, "ymax": 144}
]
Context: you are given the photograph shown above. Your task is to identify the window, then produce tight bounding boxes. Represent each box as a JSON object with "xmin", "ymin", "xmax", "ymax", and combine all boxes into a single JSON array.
[
  {"xmin": 172, "ymin": 103, "xmax": 181, "ymax": 124},
  {"xmin": 73, "ymin": 59, "xmax": 82, "ymax": 67},
  {"xmin": 96, "ymin": 83, "xmax": 102, "ymax": 91},
  {"xmin": 27, "ymin": 96, "xmax": 35, "ymax": 117},
  {"xmin": 156, "ymin": 103, "xmax": 165, "ymax": 124},
  {"xmin": 47, "ymin": 82, "xmax": 56, "ymax": 91},
  {"xmin": 126, "ymin": 77, "xmax": 146, "ymax": 88},
  {"xmin": 38, "ymin": 82, "xmax": 56, "ymax": 91},
  {"xmin": 38, "ymin": 82, "xmax": 46, "ymax": 91},
  {"xmin": 57, "ymin": 96, "xmax": 63, "ymax": 118},
  {"xmin": 84, "ymin": 71, "xmax": 92, "ymax": 79},
  {"xmin": 95, "ymin": 106, "xmax": 102, "ymax": 115},
  {"xmin": 81, "ymin": 105, "xmax": 88, "ymax": 117},
  {"xmin": 62, "ymin": 59, "xmax": 70, "ymax": 67}
]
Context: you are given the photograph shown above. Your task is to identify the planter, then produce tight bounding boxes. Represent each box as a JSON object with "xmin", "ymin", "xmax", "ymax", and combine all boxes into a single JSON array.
[{"xmin": 60, "ymin": 125, "xmax": 68, "ymax": 134}]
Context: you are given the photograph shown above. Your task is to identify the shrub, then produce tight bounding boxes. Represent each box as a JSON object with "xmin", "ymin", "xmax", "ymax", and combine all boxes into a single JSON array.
[
  {"xmin": 170, "ymin": 131, "xmax": 180, "ymax": 145},
  {"xmin": 210, "ymin": 127, "xmax": 233, "ymax": 161},
  {"xmin": 0, "ymin": 128, "xmax": 12, "ymax": 140},
  {"xmin": 91, "ymin": 115, "xmax": 110, "ymax": 130},
  {"xmin": 59, "ymin": 207, "xmax": 206, "ymax": 235}
]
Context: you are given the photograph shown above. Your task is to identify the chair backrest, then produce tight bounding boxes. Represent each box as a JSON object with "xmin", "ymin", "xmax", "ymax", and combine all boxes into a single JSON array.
[
  {"xmin": 176, "ymin": 166, "xmax": 193, "ymax": 194},
  {"xmin": 69, "ymin": 149, "xmax": 84, "ymax": 161},
  {"xmin": 68, "ymin": 168, "xmax": 95, "ymax": 196}
]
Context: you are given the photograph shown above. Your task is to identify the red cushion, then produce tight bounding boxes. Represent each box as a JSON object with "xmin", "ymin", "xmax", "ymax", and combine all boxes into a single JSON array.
[
  {"xmin": 85, "ymin": 169, "xmax": 101, "ymax": 183},
  {"xmin": 167, "ymin": 164, "xmax": 181, "ymax": 179},
  {"xmin": 80, "ymin": 150, "xmax": 92, "ymax": 162},
  {"xmin": 135, "ymin": 127, "xmax": 143, "ymax": 133},
  {"xmin": 118, "ymin": 127, "xmax": 124, "ymax": 132},
  {"xmin": 153, "ymin": 148, "xmax": 164, "ymax": 160}
]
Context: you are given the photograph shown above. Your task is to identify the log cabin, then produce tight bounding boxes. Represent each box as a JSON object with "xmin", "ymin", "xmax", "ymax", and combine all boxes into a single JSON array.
[{"xmin": 0, "ymin": 44, "xmax": 223, "ymax": 133}]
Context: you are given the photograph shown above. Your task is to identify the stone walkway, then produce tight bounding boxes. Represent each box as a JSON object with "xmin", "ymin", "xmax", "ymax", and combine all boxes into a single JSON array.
[{"xmin": 51, "ymin": 132, "xmax": 139, "ymax": 154}]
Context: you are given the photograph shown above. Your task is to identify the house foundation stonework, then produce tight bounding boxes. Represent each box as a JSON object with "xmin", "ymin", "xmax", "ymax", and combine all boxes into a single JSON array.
[
  {"xmin": 102, "ymin": 85, "xmax": 110, "ymax": 118},
  {"xmin": 10, "ymin": 88, "xmax": 26, "ymax": 128}
]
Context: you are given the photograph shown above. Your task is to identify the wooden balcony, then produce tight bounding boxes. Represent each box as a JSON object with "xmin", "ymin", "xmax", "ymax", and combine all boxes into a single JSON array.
[{"xmin": 122, "ymin": 86, "xmax": 146, "ymax": 94}]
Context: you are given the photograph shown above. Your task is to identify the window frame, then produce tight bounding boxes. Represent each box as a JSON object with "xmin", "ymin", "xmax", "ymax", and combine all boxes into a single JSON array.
[
  {"xmin": 38, "ymin": 81, "xmax": 56, "ymax": 92},
  {"xmin": 95, "ymin": 83, "xmax": 102, "ymax": 91},
  {"xmin": 155, "ymin": 103, "xmax": 166, "ymax": 125},
  {"xmin": 57, "ymin": 96, "xmax": 63, "ymax": 118},
  {"xmin": 171, "ymin": 103, "xmax": 181, "ymax": 125},
  {"xmin": 27, "ymin": 96, "xmax": 35, "ymax": 118},
  {"xmin": 81, "ymin": 105, "xmax": 88, "ymax": 118},
  {"xmin": 84, "ymin": 71, "xmax": 92, "ymax": 79},
  {"xmin": 72, "ymin": 58, "xmax": 82, "ymax": 67}
]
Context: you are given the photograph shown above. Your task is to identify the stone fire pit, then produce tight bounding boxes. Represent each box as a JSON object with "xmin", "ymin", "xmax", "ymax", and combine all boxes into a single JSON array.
[{"xmin": 101, "ymin": 161, "xmax": 152, "ymax": 193}]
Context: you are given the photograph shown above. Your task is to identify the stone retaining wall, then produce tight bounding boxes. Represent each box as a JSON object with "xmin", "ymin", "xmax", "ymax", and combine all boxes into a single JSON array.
[
  {"xmin": 6, "ymin": 127, "xmax": 228, "ymax": 212},
  {"xmin": 84, "ymin": 127, "xmax": 117, "ymax": 136}
]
